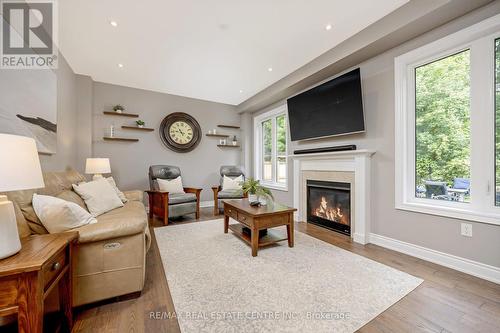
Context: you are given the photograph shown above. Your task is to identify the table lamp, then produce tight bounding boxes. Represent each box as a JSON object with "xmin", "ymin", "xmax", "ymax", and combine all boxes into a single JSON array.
[
  {"xmin": 85, "ymin": 158, "xmax": 111, "ymax": 180},
  {"xmin": 0, "ymin": 134, "xmax": 45, "ymax": 259}
]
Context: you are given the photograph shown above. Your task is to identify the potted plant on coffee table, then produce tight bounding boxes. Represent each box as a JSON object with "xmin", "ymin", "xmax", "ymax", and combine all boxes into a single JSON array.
[{"xmin": 241, "ymin": 178, "xmax": 274, "ymax": 206}]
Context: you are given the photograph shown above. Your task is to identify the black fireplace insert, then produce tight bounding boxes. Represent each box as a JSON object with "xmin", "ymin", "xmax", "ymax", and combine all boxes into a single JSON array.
[{"xmin": 306, "ymin": 180, "xmax": 351, "ymax": 235}]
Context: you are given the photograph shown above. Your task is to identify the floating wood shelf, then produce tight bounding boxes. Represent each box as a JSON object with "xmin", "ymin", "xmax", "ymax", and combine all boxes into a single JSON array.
[
  {"xmin": 121, "ymin": 126, "xmax": 154, "ymax": 132},
  {"xmin": 103, "ymin": 111, "xmax": 139, "ymax": 118},
  {"xmin": 217, "ymin": 124, "xmax": 240, "ymax": 129},
  {"xmin": 103, "ymin": 137, "xmax": 139, "ymax": 142},
  {"xmin": 206, "ymin": 133, "xmax": 229, "ymax": 138},
  {"xmin": 217, "ymin": 144, "xmax": 240, "ymax": 148}
]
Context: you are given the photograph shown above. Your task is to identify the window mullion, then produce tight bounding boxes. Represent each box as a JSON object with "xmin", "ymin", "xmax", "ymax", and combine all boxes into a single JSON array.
[
  {"xmin": 272, "ymin": 116, "xmax": 277, "ymax": 184},
  {"xmin": 470, "ymin": 37, "xmax": 495, "ymax": 210}
]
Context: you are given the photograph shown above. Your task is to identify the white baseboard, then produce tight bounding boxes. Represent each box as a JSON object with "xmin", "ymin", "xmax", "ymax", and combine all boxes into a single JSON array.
[
  {"xmin": 369, "ymin": 233, "xmax": 500, "ymax": 285},
  {"xmin": 200, "ymin": 201, "xmax": 214, "ymax": 208}
]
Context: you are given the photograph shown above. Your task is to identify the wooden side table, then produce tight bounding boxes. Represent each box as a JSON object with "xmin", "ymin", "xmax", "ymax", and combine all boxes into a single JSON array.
[{"xmin": 0, "ymin": 232, "xmax": 78, "ymax": 333}]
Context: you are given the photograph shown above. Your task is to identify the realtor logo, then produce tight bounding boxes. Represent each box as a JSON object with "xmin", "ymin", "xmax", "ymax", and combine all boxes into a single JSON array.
[{"xmin": 1, "ymin": 0, "xmax": 58, "ymax": 69}]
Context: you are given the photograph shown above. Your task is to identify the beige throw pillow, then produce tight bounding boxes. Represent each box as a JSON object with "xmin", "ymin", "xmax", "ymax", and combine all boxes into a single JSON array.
[
  {"xmin": 106, "ymin": 177, "xmax": 128, "ymax": 203},
  {"xmin": 157, "ymin": 176, "xmax": 185, "ymax": 194},
  {"xmin": 222, "ymin": 175, "xmax": 243, "ymax": 191},
  {"xmin": 32, "ymin": 194, "xmax": 97, "ymax": 233},
  {"xmin": 72, "ymin": 178, "xmax": 124, "ymax": 217}
]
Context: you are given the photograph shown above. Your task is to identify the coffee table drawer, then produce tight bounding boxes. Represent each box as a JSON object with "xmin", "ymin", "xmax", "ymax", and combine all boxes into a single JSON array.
[
  {"xmin": 237, "ymin": 212, "xmax": 253, "ymax": 226},
  {"xmin": 226, "ymin": 206, "xmax": 238, "ymax": 220},
  {"xmin": 258, "ymin": 214, "xmax": 290, "ymax": 229}
]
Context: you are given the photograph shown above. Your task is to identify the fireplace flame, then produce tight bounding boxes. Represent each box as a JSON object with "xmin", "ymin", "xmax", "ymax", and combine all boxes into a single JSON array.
[{"xmin": 312, "ymin": 196, "xmax": 349, "ymax": 225}]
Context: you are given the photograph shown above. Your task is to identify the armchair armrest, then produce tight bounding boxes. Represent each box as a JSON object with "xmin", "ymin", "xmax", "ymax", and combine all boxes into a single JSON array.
[
  {"xmin": 145, "ymin": 190, "xmax": 169, "ymax": 220},
  {"xmin": 212, "ymin": 186, "xmax": 221, "ymax": 215},
  {"xmin": 183, "ymin": 188, "xmax": 202, "ymax": 219},
  {"xmin": 184, "ymin": 187, "xmax": 202, "ymax": 195}
]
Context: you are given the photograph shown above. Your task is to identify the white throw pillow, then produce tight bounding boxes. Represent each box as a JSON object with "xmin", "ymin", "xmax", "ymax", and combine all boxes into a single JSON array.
[
  {"xmin": 222, "ymin": 175, "xmax": 243, "ymax": 191},
  {"xmin": 72, "ymin": 178, "xmax": 124, "ymax": 217},
  {"xmin": 107, "ymin": 177, "xmax": 128, "ymax": 203},
  {"xmin": 32, "ymin": 193, "xmax": 97, "ymax": 233},
  {"xmin": 157, "ymin": 176, "xmax": 185, "ymax": 194}
]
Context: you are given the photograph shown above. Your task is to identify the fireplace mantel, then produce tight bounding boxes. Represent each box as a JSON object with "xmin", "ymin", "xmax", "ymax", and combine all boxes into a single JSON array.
[{"xmin": 291, "ymin": 149, "xmax": 376, "ymax": 245}]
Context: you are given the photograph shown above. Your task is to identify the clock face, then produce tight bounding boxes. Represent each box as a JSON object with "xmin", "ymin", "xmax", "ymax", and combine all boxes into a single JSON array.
[
  {"xmin": 169, "ymin": 121, "xmax": 194, "ymax": 144},
  {"xmin": 159, "ymin": 112, "xmax": 202, "ymax": 153}
]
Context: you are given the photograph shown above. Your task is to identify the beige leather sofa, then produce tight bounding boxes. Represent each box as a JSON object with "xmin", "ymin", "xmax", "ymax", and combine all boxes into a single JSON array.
[{"xmin": 4, "ymin": 169, "xmax": 150, "ymax": 306}]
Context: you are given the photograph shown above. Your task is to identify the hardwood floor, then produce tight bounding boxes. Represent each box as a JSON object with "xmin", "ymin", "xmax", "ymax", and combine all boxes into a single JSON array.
[{"xmin": 70, "ymin": 207, "xmax": 500, "ymax": 333}]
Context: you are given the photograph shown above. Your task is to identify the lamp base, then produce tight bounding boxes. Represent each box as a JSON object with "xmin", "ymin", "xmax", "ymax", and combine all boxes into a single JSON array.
[
  {"xmin": 0, "ymin": 195, "xmax": 22, "ymax": 259},
  {"xmin": 92, "ymin": 174, "xmax": 104, "ymax": 181}
]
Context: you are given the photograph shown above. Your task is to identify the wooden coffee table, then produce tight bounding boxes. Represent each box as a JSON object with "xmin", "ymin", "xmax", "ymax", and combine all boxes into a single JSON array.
[{"xmin": 223, "ymin": 199, "xmax": 297, "ymax": 257}]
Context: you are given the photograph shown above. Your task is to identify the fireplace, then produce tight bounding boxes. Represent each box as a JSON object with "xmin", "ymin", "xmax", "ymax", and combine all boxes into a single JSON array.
[{"xmin": 307, "ymin": 180, "xmax": 351, "ymax": 235}]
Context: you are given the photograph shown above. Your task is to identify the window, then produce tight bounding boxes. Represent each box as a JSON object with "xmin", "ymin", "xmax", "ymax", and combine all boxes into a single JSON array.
[
  {"xmin": 395, "ymin": 14, "xmax": 500, "ymax": 225},
  {"xmin": 254, "ymin": 106, "xmax": 288, "ymax": 190},
  {"xmin": 415, "ymin": 50, "xmax": 471, "ymax": 203}
]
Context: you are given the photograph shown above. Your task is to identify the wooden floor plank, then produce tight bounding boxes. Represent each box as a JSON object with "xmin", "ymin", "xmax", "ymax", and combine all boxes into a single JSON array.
[{"xmin": 58, "ymin": 209, "xmax": 500, "ymax": 332}]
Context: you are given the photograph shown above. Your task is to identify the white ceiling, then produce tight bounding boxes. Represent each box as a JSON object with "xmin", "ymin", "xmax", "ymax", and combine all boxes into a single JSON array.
[{"xmin": 59, "ymin": 0, "xmax": 408, "ymax": 105}]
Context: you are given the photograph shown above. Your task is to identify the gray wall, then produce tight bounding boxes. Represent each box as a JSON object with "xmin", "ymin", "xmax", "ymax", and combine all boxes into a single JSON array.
[
  {"xmin": 91, "ymin": 82, "xmax": 241, "ymax": 201},
  {"xmin": 248, "ymin": 6, "xmax": 500, "ymax": 267}
]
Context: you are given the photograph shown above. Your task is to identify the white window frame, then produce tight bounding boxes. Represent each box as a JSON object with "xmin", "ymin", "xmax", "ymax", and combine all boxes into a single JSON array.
[
  {"xmin": 254, "ymin": 105, "xmax": 288, "ymax": 191},
  {"xmin": 395, "ymin": 13, "xmax": 500, "ymax": 226}
]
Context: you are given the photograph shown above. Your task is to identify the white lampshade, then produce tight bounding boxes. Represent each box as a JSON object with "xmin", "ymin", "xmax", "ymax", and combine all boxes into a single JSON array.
[
  {"xmin": 85, "ymin": 158, "xmax": 111, "ymax": 174},
  {"xmin": 0, "ymin": 134, "xmax": 45, "ymax": 192}
]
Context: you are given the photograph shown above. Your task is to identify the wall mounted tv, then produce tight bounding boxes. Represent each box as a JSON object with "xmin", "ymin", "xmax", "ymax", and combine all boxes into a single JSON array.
[{"xmin": 287, "ymin": 68, "xmax": 365, "ymax": 141}]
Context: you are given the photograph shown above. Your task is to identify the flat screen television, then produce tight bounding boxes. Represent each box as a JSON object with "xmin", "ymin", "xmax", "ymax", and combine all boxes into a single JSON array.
[{"xmin": 287, "ymin": 68, "xmax": 364, "ymax": 141}]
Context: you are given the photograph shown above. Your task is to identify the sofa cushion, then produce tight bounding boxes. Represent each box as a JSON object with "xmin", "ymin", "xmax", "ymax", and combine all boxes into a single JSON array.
[
  {"xmin": 169, "ymin": 193, "xmax": 196, "ymax": 204},
  {"xmin": 72, "ymin": 178, "xmax": 124, "ymax": 217},
  {"xmin": 76, "ymin": 201, "xmax": 148, "ymax": 244},
  {"xmin": 32, "ymin": 194, "xmax": 97, "ymax": 233},
  {"xmin": 56, "ymin": 190, "xmax": 87, "ymax": 208},
  {"xmin": 218, "ymin": 189, "xmax": 244, "ymax": 199},
  {"xmin": 5, "ymin": 168, "xmax": 87, "ymax": 235},
  {"xmin": 107, "ymin": 177, "xmax": 128, "ymax": 203}
]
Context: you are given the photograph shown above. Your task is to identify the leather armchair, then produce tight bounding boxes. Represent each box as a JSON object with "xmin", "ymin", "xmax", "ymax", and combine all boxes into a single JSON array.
[
  {"xmin": 147, "ymin": 165, "xmax": 202, "ymax": 225},
  {"xmin": 212, "ymin": 165, "xmax": 247, "ymax": 215}
]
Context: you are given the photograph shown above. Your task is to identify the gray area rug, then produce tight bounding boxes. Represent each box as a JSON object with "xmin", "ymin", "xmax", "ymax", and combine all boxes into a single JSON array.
[{"xmin": 154, "ymin": 219, "xmax": 423, "ymax": 332}]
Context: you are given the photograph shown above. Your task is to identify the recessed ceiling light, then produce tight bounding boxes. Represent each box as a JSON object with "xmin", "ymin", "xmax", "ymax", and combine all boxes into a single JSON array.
[
  {"xmin": 118, "ymin": 63, "xmax": 124, "ymax": 68},
  {"xmin": 325, "ymin": 24, "xmax": 332, "ymax": 31},
  {"xmin": 239, "ymin": 89, "xmax": 243, "ymax": 93},
  {"xmin": 110, "ymin": 21, "xmax": 118, "ymax": 27},
  {"xmin": 268, "ymin": 67, "xmax": 273, "ymax": 72}
]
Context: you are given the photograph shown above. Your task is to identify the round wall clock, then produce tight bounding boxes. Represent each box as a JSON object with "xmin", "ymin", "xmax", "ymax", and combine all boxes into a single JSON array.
[{"xmin": 159, "ymin": 112, "xmax": 202, "ymax": 153}]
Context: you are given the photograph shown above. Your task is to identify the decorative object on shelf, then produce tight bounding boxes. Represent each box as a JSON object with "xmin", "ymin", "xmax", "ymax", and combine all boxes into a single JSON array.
[
  {"xmin": 136, "ymin": 119, "xmax": 145, "ymax": 128},
  {"xmin": 85, "ymin": 158, "xmax": 111, "ymax": 180},
  {"xmin": 219, "ymin": 138, "xmax": 226, "ymax": 145},
  {"xmin": 232, "ymin": 135, "xmax": 238, "ymax": 146},
  {"xmin": 159, "ymin": 112, "xmax": 202, "ymax": 153},
  {"xmin": 109, "ymin": 124, "xmax": 115, "ymax": 138},
  {"xmin": 241, "ymin": 178, "xmax": 273, "ymax": 206},
  {"xmin": 113, "ymin": 104, "xmax": 125, "ymax": 113},
  {"xmin": 0, "ymin": 134, "xmax": 44, "ymax": 259},
  {"xmin": 208, "ymin": 130, "xmax": 212, "ymax": 135}
]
